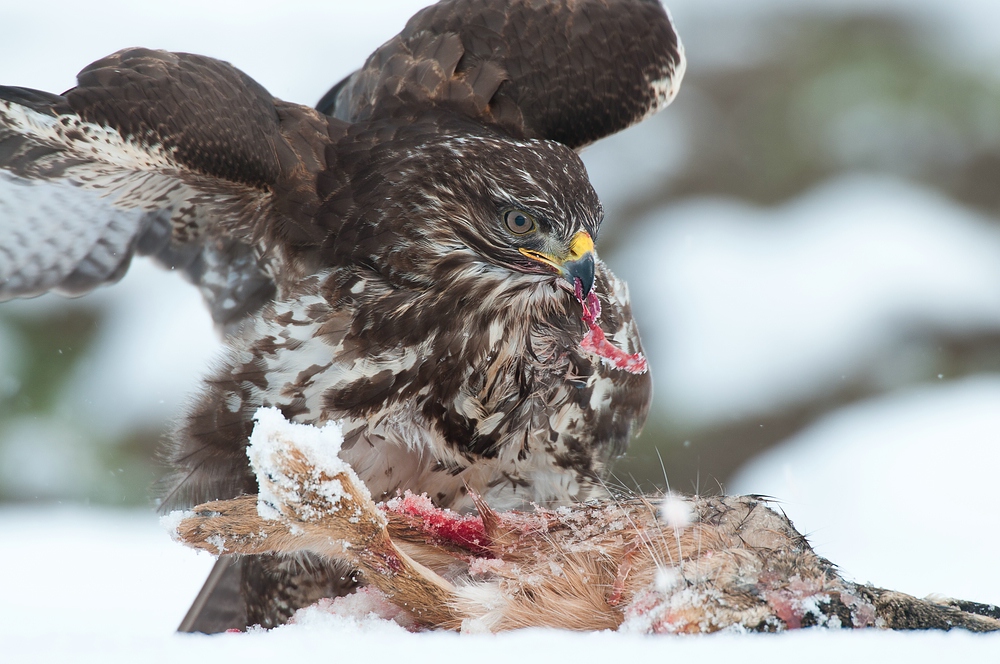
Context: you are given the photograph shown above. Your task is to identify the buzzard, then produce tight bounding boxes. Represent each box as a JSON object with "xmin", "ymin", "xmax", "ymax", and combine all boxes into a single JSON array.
[{"xmin": 0, "ymin": 0, "xmax": 684, "ymax": 631}]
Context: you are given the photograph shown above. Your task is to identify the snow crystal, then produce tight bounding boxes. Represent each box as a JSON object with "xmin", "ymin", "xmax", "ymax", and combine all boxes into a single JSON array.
[
  {"xmin": 658, "ymin": 493, "xmax": 694, "ymax": 529},
  {"xmin": 468, "ymin": 557, "xmax": 508, "ymax": 577},
  {"xmin": 655, "ymin": 567, "xmax": 683, "ymax": 592},
  {"xmin": 205, "ymin": 534, "xmax": 227, "ymax": 555}
]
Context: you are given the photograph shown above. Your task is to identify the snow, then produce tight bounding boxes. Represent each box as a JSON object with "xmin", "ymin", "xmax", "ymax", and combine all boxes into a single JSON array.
[
  {"xmin": 655, "ymin": 567, "xmax": 684, "ymax": 593},
  {"xmin": 247, "ymin": 407, "xmax": 358, "ymax": 523},
  {"xmin": 0, "ymin": 506, "xmax": 214, "ymax": 641},
  {"xmin": 658, "ymin": 493, "xmax": 694, "ymax": 528},
  {"xmin": 250, "ymin": 408, "xmax": 347, "ymax": 481},
  {"xmin": 731, "ymin": 375, "xmax": 1000, "ymax": 605},
  {"xmin": 293, "ymin": 588, "xmax": 417, "ymax": 631},
  {"xmin": 159, "ymin": 509, "xmax": 193, "ymax": 543}
]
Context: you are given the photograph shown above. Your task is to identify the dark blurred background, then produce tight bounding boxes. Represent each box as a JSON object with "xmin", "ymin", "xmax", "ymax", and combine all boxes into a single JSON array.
[{"xmin": 2, "ymin": 0, "xmax": 1000, "ymax": 505}]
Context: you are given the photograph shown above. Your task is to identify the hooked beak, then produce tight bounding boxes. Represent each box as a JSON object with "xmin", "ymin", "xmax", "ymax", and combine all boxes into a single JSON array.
[{"xmin": 518, "ymin": 230, "xmax": 596, "ymax": 297}]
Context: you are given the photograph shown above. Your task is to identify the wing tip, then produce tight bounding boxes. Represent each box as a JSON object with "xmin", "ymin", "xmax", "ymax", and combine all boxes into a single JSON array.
[
  {"xmin": 0, "ymin": 85, "xmax": 63, "ymax": 114},
  {"xmin": 178, "ymin": 555, "xmax": 248, "ymax": 633}
]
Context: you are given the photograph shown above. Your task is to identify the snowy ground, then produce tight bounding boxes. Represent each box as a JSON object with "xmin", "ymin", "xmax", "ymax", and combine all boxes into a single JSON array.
[{"xmin": 3, "ymin": 377, "xmax": 999, "ymax": 661}]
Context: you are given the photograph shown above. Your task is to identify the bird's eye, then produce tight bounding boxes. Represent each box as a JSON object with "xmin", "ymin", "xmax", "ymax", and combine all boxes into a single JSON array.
[{"xmin": 503, "ymin": 209, "xmax": 536, "ymax": 235}]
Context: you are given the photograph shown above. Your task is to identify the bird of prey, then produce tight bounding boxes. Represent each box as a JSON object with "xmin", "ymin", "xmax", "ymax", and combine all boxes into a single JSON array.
[{"xmin": 0, "ymin": 0, "xmax": 684, "ymax": 631}]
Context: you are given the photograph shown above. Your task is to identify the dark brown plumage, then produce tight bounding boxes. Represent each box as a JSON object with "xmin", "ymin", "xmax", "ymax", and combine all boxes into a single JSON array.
[{"xmin": 0, "ymin": 0, "xmax": 685, "ymax": 631}]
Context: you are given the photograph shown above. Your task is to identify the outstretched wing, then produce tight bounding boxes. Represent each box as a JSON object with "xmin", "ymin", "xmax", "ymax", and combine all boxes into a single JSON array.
[
  {"xmin": 317, "ymin": 0, "xmax": 685, "ymax": 149},
  {"xmin": 0, "ymin": 48, "xmax": 336, "ymax": 329}
]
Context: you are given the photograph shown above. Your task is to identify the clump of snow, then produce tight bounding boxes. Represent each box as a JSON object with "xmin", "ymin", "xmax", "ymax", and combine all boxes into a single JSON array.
[
  {"xmin": 248, "ymin": 407, "xmax": 349, "ymax": 482},
  {"xmin": 658, "ymin": 493, "xmax": 694, "ymax": 529},
  {"xmin": 291, "ymin": 587, "xmax": 417, "ymax": 631},
  {"xmin": 247, "ymin": 407, "xmax": 366, "ymax": 523},
  {"xmin": 159, "ymin": 510, "xmax": 194, "ymax": 542}
]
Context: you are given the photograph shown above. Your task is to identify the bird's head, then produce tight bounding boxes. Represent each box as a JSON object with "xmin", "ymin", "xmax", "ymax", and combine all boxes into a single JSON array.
[
  {"xmin": 324, "ymin": 115, "xmax": 647, "ymax": 375},
  {"xmin": 338, "ymin": 117, "xmax": 605, "ymax": 300}
]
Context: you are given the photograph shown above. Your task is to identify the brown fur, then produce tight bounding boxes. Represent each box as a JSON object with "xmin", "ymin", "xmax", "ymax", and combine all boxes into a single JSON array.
[{"xmin": 171, "ymin": 439, "xmax": 1000, "ymax": 634}]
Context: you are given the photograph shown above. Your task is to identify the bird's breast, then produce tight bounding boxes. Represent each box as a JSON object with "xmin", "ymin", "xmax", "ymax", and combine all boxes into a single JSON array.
[{"xmin": 249, "ymin": 268, "xmax": 647, "ymax": 510}]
